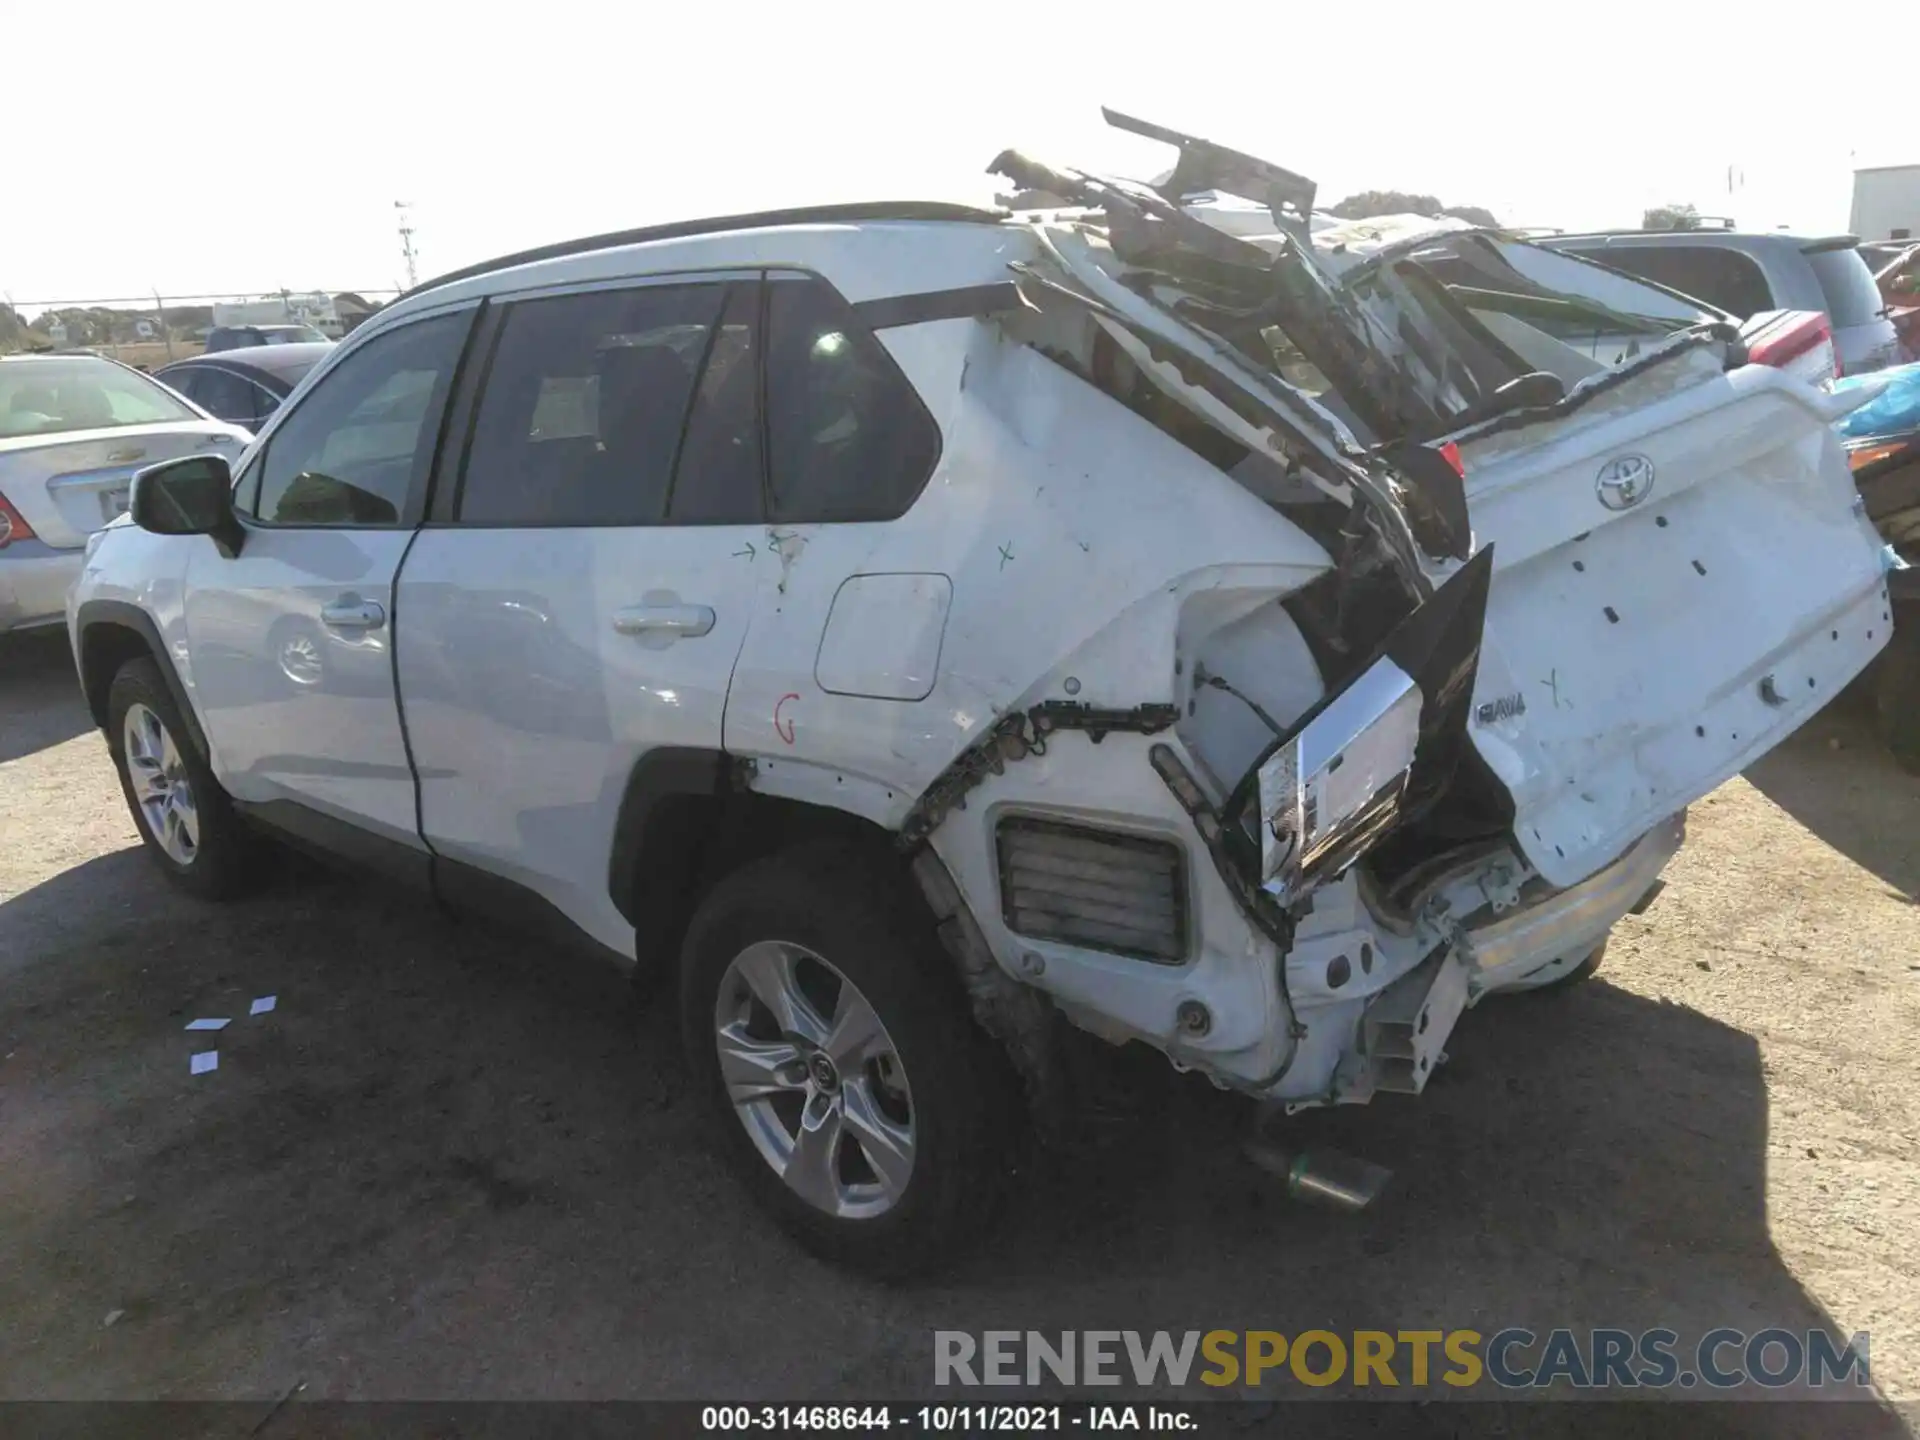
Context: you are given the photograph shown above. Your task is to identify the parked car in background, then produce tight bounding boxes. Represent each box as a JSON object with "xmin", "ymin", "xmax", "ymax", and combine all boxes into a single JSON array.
[
  {"xmin": 1542, "ymin": 228, "xmax": 1908, "ymax": 376},
  {"xmin": 67, "ymin": 111, "xmax": 1893, "ymax": 1275},
  {"xmin": 1, "ymin": 353, "xmax": 248, "ymax": 635},
  {"xmin": 154, "ymin": 344, "xmax": 334, "ymax": 433},
  {"xmin": 203, "ymin": 323, "xmax": 330, "ymax": 353}
]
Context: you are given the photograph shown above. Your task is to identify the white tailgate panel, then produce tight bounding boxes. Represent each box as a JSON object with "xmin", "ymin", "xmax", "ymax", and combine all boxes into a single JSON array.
[{"xmin": 1457, "ymin": 361, "xmax": 1889, "ymax": 887}]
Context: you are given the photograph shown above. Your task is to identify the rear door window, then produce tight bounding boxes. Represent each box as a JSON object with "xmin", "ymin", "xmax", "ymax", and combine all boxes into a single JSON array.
[
  {"xmin": 667, "ymin": 282, "xmax": 764, "ymax": 524},
  {"xmin": 193, "ymin": 367, "xmax": 262, "ymax": 425},
  {"xmin": 763, "ymin": 275, "xmax": 941, "ymax": 522},
  {"xmin": 158, "ymin": 366, "xmax": 205, "ymax": 404},
  {"xmin": 1805, "ymin": 246, "xmax": 1887, "ymax": 328},
  {"xmin": 457, "ymin": 282, "xmax": 730, "ymax": 526},
  {"xmin": 248, "ymin": 381, "xmax": 284, "ymax": 429},
  {"xmin": 1585, "ymin": 245, "xmax": 1774, "ymax": 318}
]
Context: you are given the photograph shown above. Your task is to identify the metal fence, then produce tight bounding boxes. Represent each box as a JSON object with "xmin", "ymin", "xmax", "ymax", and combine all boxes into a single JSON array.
[{"xmin": 1, "ymin": 288, "xmax": 406, "ymax": 361}]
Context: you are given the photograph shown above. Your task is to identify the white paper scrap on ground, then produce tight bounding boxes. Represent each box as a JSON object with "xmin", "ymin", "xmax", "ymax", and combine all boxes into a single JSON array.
[
  {"xmin": 250, "ymin": 996, "xmax": 277, "ymax": 1016},
  {"xmin": 184, "ymin": 1018, "xmax": 230, "ymax": 1031},
  {"xmin": 190, "ymin": 1051, "xmax": 218, "ymax": 1075}
]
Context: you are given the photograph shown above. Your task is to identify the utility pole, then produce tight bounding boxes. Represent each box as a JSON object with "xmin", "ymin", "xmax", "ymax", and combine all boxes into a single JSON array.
[
  {"xmin": 152, "ymin": 290, "xmax": 175, "ymax": 360},
  {"xmin": 395, "ymin": 201, "xmax": 419, "ymax": 290}
]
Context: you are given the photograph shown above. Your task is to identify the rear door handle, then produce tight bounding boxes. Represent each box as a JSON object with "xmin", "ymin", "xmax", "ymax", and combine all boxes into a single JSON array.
[
  {"xmin": 612, "ymin": 604, "xmax": 715, "ymax": 639},
  {"xmin": 320, "ymin": 597, "xmax": 387, "ymax": 631}
]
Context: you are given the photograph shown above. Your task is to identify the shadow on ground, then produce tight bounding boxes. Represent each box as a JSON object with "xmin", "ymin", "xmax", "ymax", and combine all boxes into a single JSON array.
[
  {"xmin": 0, "ymin": 843, "xmax": 1907, "ymax": 1437},
  {"xmin": 0, "ymin": 628, "xmax": 90, "ymax": 765},
  {"xmin": 1746, "ymin": 697, "xmax": 1920, "ymax": 902}
]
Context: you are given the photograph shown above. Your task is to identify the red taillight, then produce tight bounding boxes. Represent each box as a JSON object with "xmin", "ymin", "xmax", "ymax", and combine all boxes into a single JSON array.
[
  {"xmin": 0, "ymin": 490, "xmax": 35, "ymax": 549},
  {"xmin": 1438, "ymin": 440, "xmax": 1466, "ymax": 477},
  {"xmin": 1743, "ymin": 309, "xmax": 1833, "ymax": 370}
]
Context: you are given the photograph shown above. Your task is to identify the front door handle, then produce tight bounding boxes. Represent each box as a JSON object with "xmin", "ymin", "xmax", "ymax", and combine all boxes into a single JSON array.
[
  {"xmin": 320, "ymin": 597, "xmax": 387, "ymax": 631},
  {"xmin": 612, "ymin": 603, "xmax": 715, "ymax": 639}
]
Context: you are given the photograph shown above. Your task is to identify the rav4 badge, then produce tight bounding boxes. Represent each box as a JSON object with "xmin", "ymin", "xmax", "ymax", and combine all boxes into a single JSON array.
[{"xmin": 1596, "ymin": 453, "xmax": 1656, "ymax": 510}]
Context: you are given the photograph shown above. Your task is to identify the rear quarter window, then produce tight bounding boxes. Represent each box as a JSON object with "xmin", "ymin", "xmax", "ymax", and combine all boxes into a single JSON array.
[
  {"xmin": 1805, "ymin": 247, "xmax": 1887, "ymax": 329},
  {"xmin": 762, "ymin": 276, "xmax": 943, "ymax": 523}
]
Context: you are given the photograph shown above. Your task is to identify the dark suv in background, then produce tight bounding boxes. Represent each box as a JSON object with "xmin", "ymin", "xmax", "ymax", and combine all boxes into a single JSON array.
[{"xmin": 1543, "ymin": 229, "xmax": 1907, "ymax": 376}]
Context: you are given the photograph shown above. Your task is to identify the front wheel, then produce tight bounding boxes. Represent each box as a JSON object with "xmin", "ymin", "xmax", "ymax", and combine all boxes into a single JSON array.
[
  {"xmin": 107, "ymin": 657, "xmax": 264, "ymax": 900},
  {"xmin": 678, "ymin": 846, "xmax": 1021, "ymax": 1278}
]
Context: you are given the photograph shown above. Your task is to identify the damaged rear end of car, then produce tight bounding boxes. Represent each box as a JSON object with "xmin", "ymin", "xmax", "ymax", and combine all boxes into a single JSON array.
[{"xmin": 912, "ymin": 110, "xmax": 1893, "ymax": 1112}]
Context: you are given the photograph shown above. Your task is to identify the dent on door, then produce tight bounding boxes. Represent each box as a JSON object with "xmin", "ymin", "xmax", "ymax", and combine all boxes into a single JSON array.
[{"xmin": 183, "ymin": 527, "xmax": 417, "ymax": 835}]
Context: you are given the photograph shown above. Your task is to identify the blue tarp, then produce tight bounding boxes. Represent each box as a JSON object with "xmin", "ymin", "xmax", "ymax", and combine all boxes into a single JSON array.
[{"xmin": 1835, "ymin": 361, "xmax": 1920, "ymax": 439}]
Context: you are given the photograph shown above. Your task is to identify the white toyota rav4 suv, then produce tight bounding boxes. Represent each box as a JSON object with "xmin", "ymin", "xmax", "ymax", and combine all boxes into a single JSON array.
[{"xmin": 69, "ymin": 113, "xmax": 1895, "ymax": 1276}]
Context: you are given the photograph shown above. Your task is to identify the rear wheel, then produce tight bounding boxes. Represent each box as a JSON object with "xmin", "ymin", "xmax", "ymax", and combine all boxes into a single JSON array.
[
  {"xmin": 1498, "ymin": 936, "xmax": 1608, "ymax": 995},
  {"xmin": 1536, "ymin": 937, "xmax": 1607, "ymax": 990},
  {"xmin": 107, "ymin": 657, "xmax": 264, "ymax": 900},
  {"xmin": 679, "ymin": 845, "xmax": 1020, "ymax": 1278}
]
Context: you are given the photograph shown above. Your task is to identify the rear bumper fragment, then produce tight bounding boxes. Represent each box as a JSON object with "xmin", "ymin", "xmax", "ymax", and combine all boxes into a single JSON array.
[{"xmin": 1461, "ymin": 811, "xmax": 1685, "ymax": 991}]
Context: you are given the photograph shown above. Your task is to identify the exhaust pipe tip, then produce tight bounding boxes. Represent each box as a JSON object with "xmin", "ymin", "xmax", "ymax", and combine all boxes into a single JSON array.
[{"xmin": 1244, "ymin": 1140, "xmax": 1393, "ymax": 1212}]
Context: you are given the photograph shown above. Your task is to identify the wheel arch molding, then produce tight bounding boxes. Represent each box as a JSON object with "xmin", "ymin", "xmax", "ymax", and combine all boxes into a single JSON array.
[{"xmin": 74, "ymin": 600, "xmax": 209, "ymax": 761}]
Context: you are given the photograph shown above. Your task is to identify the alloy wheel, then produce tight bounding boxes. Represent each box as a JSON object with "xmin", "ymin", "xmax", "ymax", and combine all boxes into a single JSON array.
[
  {"xmin": 123, "ymin": 702, "xmax": 199, "ymax": 866},
  {"xmin": 713, "ymin": 940, "xmax": 916, "ymax": 1220}
]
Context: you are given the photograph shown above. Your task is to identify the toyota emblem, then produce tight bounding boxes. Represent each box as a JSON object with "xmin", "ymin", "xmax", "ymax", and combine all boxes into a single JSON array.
[{"xmin": 1596, "ymin": 454, "xmax": 1655, "ymax": 511}]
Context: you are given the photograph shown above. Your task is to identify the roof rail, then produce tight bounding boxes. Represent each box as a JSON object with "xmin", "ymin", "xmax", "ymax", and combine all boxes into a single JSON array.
[{"xmin": 401, "ymin": 201, "xmax": 1009, "ymax": 301}]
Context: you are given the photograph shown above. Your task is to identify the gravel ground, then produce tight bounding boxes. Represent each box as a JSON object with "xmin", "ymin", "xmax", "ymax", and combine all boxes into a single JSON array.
[{"xmin": 2, "ymin": 625, "xmax": 1916, "ymax": 1433}]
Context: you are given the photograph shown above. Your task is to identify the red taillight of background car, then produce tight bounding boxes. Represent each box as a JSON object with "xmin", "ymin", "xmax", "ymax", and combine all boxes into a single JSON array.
[
  {"xmin": 0, "ymin": 490, "xmax": 36, "ymax": 549},
  {"xmin": 1742, "ymin": 310, "xmax": 1837, "ymax": 387}
]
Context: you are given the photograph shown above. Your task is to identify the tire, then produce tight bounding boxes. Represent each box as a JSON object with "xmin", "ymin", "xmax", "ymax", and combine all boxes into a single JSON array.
[
  {"xmin": 107, "ymin": 656, "xmax": 265, "ymax": 900},
  {"xmin": 1875, "ymin": 632, "xmax": 1920, "ymax": 775},
  {"xmin": 1532, "ymin": 938, "xmax": 1607, "ymax": 992},
  {"xmin": 679, "ymin": 844, "xmax": 1021, "ymax": 1279}
]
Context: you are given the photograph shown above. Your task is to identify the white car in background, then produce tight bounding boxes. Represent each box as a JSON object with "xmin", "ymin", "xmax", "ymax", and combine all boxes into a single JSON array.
[{"xmin": 0, "ymin": 353, "xmax": 249, "ymax": 635}]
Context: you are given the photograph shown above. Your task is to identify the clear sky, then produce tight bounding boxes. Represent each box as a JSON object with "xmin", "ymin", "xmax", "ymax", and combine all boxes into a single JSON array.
[{"xmin": 2, "ymin": 0, "xmax": 1908, "ymax": 312}]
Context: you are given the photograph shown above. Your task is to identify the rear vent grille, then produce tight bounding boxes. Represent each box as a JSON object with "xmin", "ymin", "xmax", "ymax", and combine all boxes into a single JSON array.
[{"xmin": 995, "ymin": 818, "xmax": 1187, "ymax": 964}]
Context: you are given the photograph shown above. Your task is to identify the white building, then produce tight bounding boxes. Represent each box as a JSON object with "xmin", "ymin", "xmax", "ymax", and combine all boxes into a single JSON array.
[
  {"xmin": 211, "ymin": 293, "xmax": 341, "ymax": 337},
  {"xmin": 1850, "ymin": 164, "xmax": 1920, "ymax": 242}
]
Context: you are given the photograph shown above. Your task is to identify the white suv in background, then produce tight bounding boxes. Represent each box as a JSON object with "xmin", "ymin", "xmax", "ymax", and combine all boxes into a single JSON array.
[{"xmin": 67, "ymin": 113, "xmax": 1895, "ymax": 1276}]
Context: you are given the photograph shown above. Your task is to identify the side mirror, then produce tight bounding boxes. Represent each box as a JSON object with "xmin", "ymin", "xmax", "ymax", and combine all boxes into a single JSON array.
[{"xmin": 129, "ymin": 455, "xmax": 244, "ymax": 558}]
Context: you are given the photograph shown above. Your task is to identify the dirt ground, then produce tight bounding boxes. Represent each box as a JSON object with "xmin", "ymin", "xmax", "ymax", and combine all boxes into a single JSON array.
[{"xmin": 2, "ymin": 624, "xmax": 1917, "ymax": 1431}]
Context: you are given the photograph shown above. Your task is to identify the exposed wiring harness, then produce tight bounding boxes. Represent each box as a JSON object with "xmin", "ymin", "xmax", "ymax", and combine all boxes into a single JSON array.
[{"xmin": 1193, "ymin": 662, "xmax": 1288, "ymax": 740}]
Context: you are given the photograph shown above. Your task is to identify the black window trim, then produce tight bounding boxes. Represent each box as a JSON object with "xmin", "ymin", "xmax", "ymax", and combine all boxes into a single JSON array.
[
  {"xmin": 234, "ymin": 303, "xmax": 484, "ymax": 533},
  {"xmin": 422, "ymin": 264, "xmax": 948, "ymax": 532}
]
